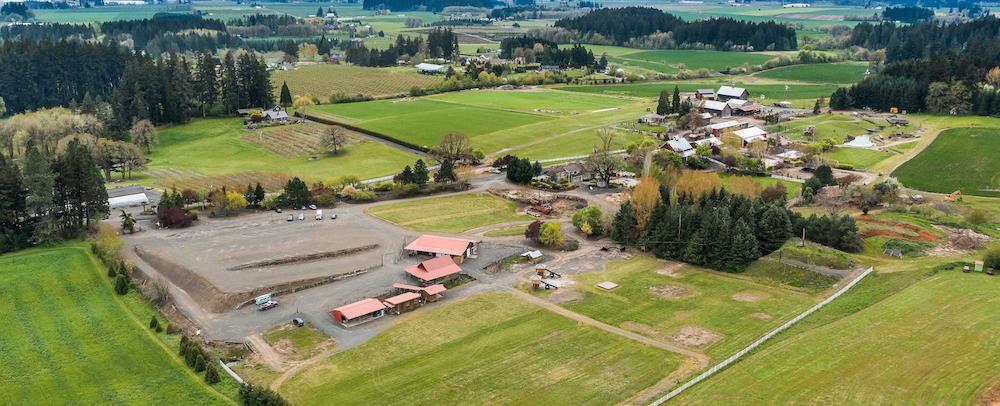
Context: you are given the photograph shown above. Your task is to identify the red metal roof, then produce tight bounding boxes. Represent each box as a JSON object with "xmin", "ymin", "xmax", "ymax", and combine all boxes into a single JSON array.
[
  {"xmin": 384, "ymin": 292, "xmax": 421, "ymax": 306},
  {"xmin": 422, "ymin": 284, "xmax": 447, "ymax": 295},
  {"xmin": 405, "ymin": 256, "xmax": 462, "ymax": 282},
  {"xmin": 332, "ymin": 298, "xmax": 385, "ymax": 320},
  {"xmin": 404, "ymin": 235, "xmax": 475, "ymax": 257}
]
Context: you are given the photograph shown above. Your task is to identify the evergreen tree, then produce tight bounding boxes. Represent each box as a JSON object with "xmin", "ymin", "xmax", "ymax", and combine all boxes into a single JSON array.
[
  {"xmin": 279, "ymin": 81, "xmax": 293, "ymax": 106},
  {"xmin": 531, "ymin": 160, "xmax": 543, "ymax": 176},
  {"xmin": 610, "ymin": 200, "xmax": 637, "ymax": 245},
  {"xmin": 682, "ymin": 229, "xmax": 705, "ymax": 265},
  {"xmin": 434, "ymin": 160, "xmax": 456, "ymax": 182},
  {"xmin": 656, "ymin": 90, "xmax": 669, "ymax": 115},
  {"xmin": 220, "ymin": 52, "xmax": 240, "ymax": 112},
  {"xmin": 205, "ymin": 363, "xmax": 220, "ymax": 384},
  {"xmin": 149, "ymin": 315, "xmax": 159, "ymax": 329},
  {"xmin": 193, "ymin": 52, "xmax": 218, "ymax": 116},
  {"xmin": 22, "ymin": 144, "xmax": 58, "ymax": 244},
  {"xmin": 114, "ymin": 275, "xmax": 129, "ymax": 295},
  {"xmin": 412, "ymin": 159, "xmax": 429, "ymax": 185},
  {"xmin": 725, "ymin": 219, "xmax": 758, "ymax": 272},
  {"xmin": 53, "ymin": 140, "xmax": 108, "ymax": 231},
  {"xmin": 399, "ymin": 165, "xmax": 415, "ymax": 184},
  {"xmin": 756, "ymin": 206, "xmax": 792, "ymax": 255},
  {"xmin": 813, "ymin": 98, "xmax": 822, "ymax": 115},
  {"xmin": 671, "ymin": 85, "xmax": 681, "ymax": 114},
  {"xmin": 244, "ymin": 184, "xmax": 255, "ymax": 206},
  {"xmin": 253, "ymin": 183, "xmax": 265, "ymax": 207}
]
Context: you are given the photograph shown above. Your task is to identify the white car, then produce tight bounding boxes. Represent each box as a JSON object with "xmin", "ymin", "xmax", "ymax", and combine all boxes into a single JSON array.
[
  {"xmin": 258, "ymin": 301, "xmax": 278, "ymax": 311},
  {"xmin": 298, "ymin": 213, "xmax": 305, "ymax": 221}
]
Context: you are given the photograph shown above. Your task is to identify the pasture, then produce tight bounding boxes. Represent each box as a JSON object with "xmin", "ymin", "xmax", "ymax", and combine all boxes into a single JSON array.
[
  {"xmin": 305, "ymin": 89, "xmax": 645, "ymax": 155},
  {"xmin": 673, "ymin": 271, "xmax": 1000, "ymax": 404},
  {"xmin": 0, "ymin": 244, "xmax": 233, "ymax": 405},
  {"xmin": 754, "ymin": 62, "xmax": 869, "ymax": 84},
  {"xmin": 271, "ymin": 64, "xmax": 443, "ymax": 100},
  {"xmin": 559, "ymin": 81, "xmax": 839, "ymax": 102},
  {"xmin": 280, "ymin": 292, "xmax": 681, "ymax": 405},
  {"xmin": 893, "ymin": 127, "xmax": 1000, "ymax": 197},
  {"xmin": 767, "ymin": 113, "xmax": 882, "ymax": 142},
  {"xmin": 367, "ymin": 192, "xmax": 531, "ymax": 233},
  {"xmin": 142, "ymin": 118, "xmax": 421, "ymax": 190},
  {"xmin": 717, "ymin": 174, "xmax": 803, "ymax": 200},
  {"xmin": 563, "ymin": 256, "xmax": 814, "ymax": 360},
  {"xmin": 611, "ymin": 49, "xmax": 776, "ymax": 73},
  {"xmin": 822, "ymin": 147, "xmax": 894, "ymax": 170}
]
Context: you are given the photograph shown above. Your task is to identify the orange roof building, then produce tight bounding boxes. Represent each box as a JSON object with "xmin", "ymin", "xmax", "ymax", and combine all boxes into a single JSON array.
[
  {"xmin": 330, "ymin": 298, "xmax": 386, "ymax": 327},
  {"xmin": 405, "ymin": 256, "xmax": 463, "ymax": 285},
  {"xmin": 404, "ymin": 235, "xmax": 478, "ymax": 261}
]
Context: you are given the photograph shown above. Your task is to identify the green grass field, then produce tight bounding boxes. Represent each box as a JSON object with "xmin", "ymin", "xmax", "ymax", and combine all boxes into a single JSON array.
[
  {"xmin": 611, "ymin": 49, "xmax": 776, "ymax": 73},
  {"xmin": 754, "ymin": 62, "xmax": 869, "ymax": 84},
  {"xmin": 674, "ymin": 270, "xmax": 1000, "ymax": 404},
  {"xmin": 367, "ymin": 192, "xmax": 530, "ymax": 233},
  {"xmin": 281, "ymin": 292, "xmax": 681, "ymax": 405},
  {"xmin": 718, "ymin": 174, "xmax": 802, "ymax": 199},
  {"xmin": 822, "ymin": 147, "xmax": 895, "ymax": 170},
  {"xmin": 0, "ymin": 244, "xmax": 234, "ymax": 405},
  {"xmin": 143, "ymin": 118, "xmax": 421, "ymax": 190},
  {"xmin": 483, "ymin": 224, "xmax": 529, "ymax": 237},
  {"xmin": 272, "ymin": 64, "xmax": 443, "ymax": 100},
  {"xmin": 563, "ymin": 256, "xmax": 814, "ymax": 360},
  {"xmin": 559, "ymin": 82, "xmax": 839, "ymax": 102},
  {"xmin": 767, "ymin": 113, "xmax": 882, "ymax": 142},
  {"xmin": 305, "ymin": 89, "xmax": 645, "ymax": 155},
  {"xmin": 893, "ymin": 127, "xmax": 1000, "ymax": 197}
]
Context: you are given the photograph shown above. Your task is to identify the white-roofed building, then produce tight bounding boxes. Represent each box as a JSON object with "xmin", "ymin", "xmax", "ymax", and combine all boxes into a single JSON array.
[
  {"xmin": 108, "ymin": 185, "xmax": 150, "ymax": 209},
  {"xmin": 415, "ymin": 63, "xmax": 448, "ymax": 74},
  {"xmin": 700, "ymin": 100, "xmax": 732, "ymax": 117},
  {"xmin": 661, "ymin": 138, "xmax": 696, "ymax": 158},
  {"xmin": 707, "ymin": 120, "xmax": 748, "ymax": 136},
  {"xmin": 734, "ymin": 126, "xmax": 768, "ymax": 146},
  {"xmin": 717, "ymin": 86, "xmax": 749, "ymax": 102}
]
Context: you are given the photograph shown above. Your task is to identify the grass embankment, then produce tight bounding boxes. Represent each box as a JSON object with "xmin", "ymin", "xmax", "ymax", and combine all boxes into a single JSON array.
[
  {"xmin": 753, "ymin": 62, "xmax": 869, "ymax": 84},
  {"xmin": 563, "ymin": 256, "xmax": 815, "ymax": 360},
  {"xmin": 0, "ymin": 244, "xmax": 236, "ymax": 404},
  {"xmin": 675, "ymin": 269, "xmax": 1000, "ymax": 404},
  {"xmin": 893, "ymin": 127, "xmax": 1000, "ymax": 197},
  {"xmin": 367, "ymin": 192, "xmax": 531, "ymax": 233},
  {"xmin": 281, "ymin": 292, "xmax": 681, "ymax": 405}
]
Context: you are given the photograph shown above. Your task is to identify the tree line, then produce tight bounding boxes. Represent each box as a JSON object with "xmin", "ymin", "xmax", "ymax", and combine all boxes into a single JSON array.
[
  {"xmin": 554, "ymin": 7, "xmax": 797, "ymax": 51},
  {"xmin": 1, "ymin": 140, "xmax": 108, "ymax": 253},
  {"xmin": 362, "ymin": 0, "xmax": 498, "ymax": 12},
  {"xmin": 101, "ymin": 13, "xmax": 228, "ymax": 49},
  {"xmin": 832, "ymin": 17, "xmax": 1000, "ymax": 115},
  {"xmin": 344, "ymin": 28, "xmax": 458, "ymax": 67},
  {"xmin": 499, "ymin": 36, "xmax": 597, "ymax": 68},
  {"xmin": 882, "ymin": 6, "xmax": 934, "ymax": 23}
]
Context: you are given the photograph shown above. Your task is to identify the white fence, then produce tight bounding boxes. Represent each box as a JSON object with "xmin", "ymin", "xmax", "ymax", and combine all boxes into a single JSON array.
[
  {"xmin": 219, "ymin": 360, "xmax": 244, "ymax": 384},
  {"xmin": 649, "ymin": 267, "xmax": 875, "ymax": 405}
]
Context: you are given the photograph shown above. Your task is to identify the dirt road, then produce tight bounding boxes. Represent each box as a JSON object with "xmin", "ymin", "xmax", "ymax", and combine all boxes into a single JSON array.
[{"xmin": 246, "ymin": 334, "xmax": 285, "ymax": 372}]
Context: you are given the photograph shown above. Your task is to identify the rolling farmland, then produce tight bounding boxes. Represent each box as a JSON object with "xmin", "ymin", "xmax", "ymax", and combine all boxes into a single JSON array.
[
  {"xmin": 271, "ymin": 64, "xmax": 443, "ymax": 100},
  {"xmin": 367, "ymin": 192, "xmax": 530, "ymax": 233},
  {"xmin": 893, "ymin": 127, "xmax": 1000, "ymax": 197},
  {"xmin": 559, "ymin": 81, "xmax": 840, "ymax": 102},
  {"xmin": 754, "ymin": 62, "xmax": 870, "ymax": 84}
]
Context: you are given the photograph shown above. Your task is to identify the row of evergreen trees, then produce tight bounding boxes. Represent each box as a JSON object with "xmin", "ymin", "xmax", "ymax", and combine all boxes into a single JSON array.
[
  {"xmin": 611, "ymin": 186, "xmax": 791, "ymax": 273},
  {"xmin": 499, "ymin": 36, "xmax": 598, "ymax": 68},
  {"xmin": 362, "ymin": 0, "xmax": 497, "ymax": 12},
  {"xmin": 344, "ymin": 28, "xmax": 458, "ymax": 67},
  {"xmin": 0, "ymin": 140, "xmax": 108, "ymax": 253},
  {"xmin": 554, "ymin": 7, "xmax": 797, "ymax": 51}
]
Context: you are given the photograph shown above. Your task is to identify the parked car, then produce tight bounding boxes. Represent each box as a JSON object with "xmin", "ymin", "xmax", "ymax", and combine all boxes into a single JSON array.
[
  {"xmin": 330, "ymin": 213, "xmax": 337, "ymax": 220},
  {"xmin": 276, "ymin": 208, "xmax": 282, "ymax": 213},
  {"xmin": 292, "ymin": 318, "xmax": 305, "ymax": 327},
  {"xmin": 258, "ymin": 301, "xmax": 278, "ymax": 311},
  {"xmin": 286, "ymin": 214, "xmax": 294, "ymax": 221},
  {"xmin": 308, "ymin": 204, "xmax": 317, "ymax": 210},
  {"xmin": 298, "ymin": 213, "xmax": 305, "ymax": 221}
]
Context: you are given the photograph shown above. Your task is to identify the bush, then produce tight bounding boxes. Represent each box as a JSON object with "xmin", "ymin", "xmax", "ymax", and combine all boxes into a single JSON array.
[
  {"xmin": 166, "ymin": 323, "xmax": 180, "ymax": 335},
  {"xmin": 836, "ymin": 164, "xmax": 855, "ymax": 171},
  {"xmin": 114, "ymin": 275, "xmax": 129, "ymax": 295},
  {"xmin": 149, "ymin": 316, "xmax": 160, "ymax": 330},
  {"xmin": 372, "ymin": 181, "xmax": 395, "ymax": 192},
  {"xmin": 193, "ymin": 354, "xmax": 206, "ymax": 372},
  {"xmin": 984, "ymin": 243, "xmax": 1000, "ymax": 270},
  {"xmin": 571, "ymin": 205, "xmax": 604, "ymax": 236},
  {"xmin": 349, "ymin": 190, "xmax": 376, "ymax": 201},
  {"xmin": 884, "ymin": 238, "xmax": 934, "ymax": 257},
  {"xmin": 204, "ymin": 363, "xmax": 221, "ymax": 384},
  {"xmin": 966, "ymin": 208, "xmax": 991, "ymax": 225},
  {"xmin": 538, "ymin": 222, "xmax": 565, "ymax": 247},
  {"xmin": 157, "ymin": 207, "xmax": 195, "ymax": 228},
  {"xmin": 239, "ymin": 383, "xmax": 291, "ymax": 406}
]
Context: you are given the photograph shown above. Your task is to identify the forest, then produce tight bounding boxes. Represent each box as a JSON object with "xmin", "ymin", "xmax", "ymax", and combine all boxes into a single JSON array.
[
  {"xmin": 344, "ymin": 28, "xmax": 458, "ymax": 67},
  {"xmin": 499, "ymin": 36, "xmax": 597, "ymax": 68},
  {"xmin": 881, "ymin": 6, "xmax": 934, "ymax": 23},
  {"xmin": 554, "ymin": 7, "xmax": 797, "ymax": 51},
  {"xmin": 361, "ymin": 0, "xmax": 498, "ymax": 12}
]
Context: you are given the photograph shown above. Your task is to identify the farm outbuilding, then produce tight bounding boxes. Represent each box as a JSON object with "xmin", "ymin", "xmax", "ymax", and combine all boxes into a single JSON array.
[
  {"xmin": 707, "ymin": 120, "xmax": 748, "ymax": 136},
  {"xmin": 415, "ymin": 63, "xmax": 448, "ymax": 74},
  {"xmin": 108, "ymin": 185, "xmax": 150, "ymax": 209},
  {"xmin": 405, "ymin": 256, "xmax": 463, "ymax": 286},
  {"xmin": 717, "ymin": 86, "xmax": 749, "ymax": 101},
  {"xmin": 700, "ymin": 100, "xmax": 732, "ymax": 117},
  {"xmin": 405, "ymin": 235, "xmax": 478, "ymax": 263},
  {"xmin": 734, "ymin": 126, "xmax": 768, "ymax": 145},
  {"xmin": 662, "ymin": 138, "xmax": 696, "ymax": 158},
  {"xmin": 383, "ymin": 292, "xmax": 422, "ymax": 315},
  {"xmin": 331, "ymin": 298, "xmax": 386, "ymax": 327}
]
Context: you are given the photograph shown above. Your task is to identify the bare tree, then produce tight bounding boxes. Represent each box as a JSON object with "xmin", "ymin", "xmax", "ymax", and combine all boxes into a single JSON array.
[
  {"xmin": 320, "ymin": 126, "xmax": 347, "ymax": 154},
  {"xmin": 586, "ymin": 129, "xmax": 623, "ymax": 187},
  {"xmin": 430, "ymin": 132, "xmax": 473, "ymax": 163},
  {"xmin": 130, "ymin": 119, "xmax": 158, "ymax": 153}
]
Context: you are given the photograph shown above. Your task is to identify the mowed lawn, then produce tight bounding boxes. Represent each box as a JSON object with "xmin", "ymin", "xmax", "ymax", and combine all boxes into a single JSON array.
[
  {"xmin": 754, "ymin": 62, "xmax": 869, "ymax": 84},
  {"xmin": 564, "ymin": 256, "xmax": 815, "ymax": 360},
  {"xmin": 674, "ymin": 271, "xmax": 1000, "ymax": 404},
  {"xmin": 271, "ymin": 64, "xmax": 443, "ymax": 100},
  {"xmin": 766, "ymin": 113, "xmax": 882, "ymax": 142},
  {"xmin": 281, "ymin": 292, "xmax": 682, "ymax": 405},
  {"xmin": 0, "ymin": 244, "xmax": 232, "ymax": 405},
  {"xmin": 367, "ymin": 192, "xmax": 531, "ymax": 233},
  {"xmin": 823, "ymin": 147, "xmax": 895, "ymax": 170},
  {"xmin": 144, "ymin": 118, "xmax": 421, "ymax": 188},
  {"xmin": 718, "ymin": 174, "xmax": 803, "ymax": 199},
  {"xmin": 429, "ymin": 89, "xmax": 629, "ymax": 114},
  {"xmin": 893, "ymin": 127, "xmax": 1000, "ymax": 197}
]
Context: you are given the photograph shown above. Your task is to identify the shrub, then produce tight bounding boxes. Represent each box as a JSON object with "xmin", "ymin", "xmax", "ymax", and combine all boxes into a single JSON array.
[
  {"xmin": 349, "ymin": 190, "xmax": 376, "ymax": 201},
  {"xmin": 114, "ymin": 275, "xmax": 129, "ymax": 295},
  {"xmin": 571, "ymin": 205, "xmax": 604, "ymax": 236},
  {"xmin": 149, "ymin": 316, "xmax": 160, "ymax": 330},
  {"xmin": 538, "ymin": 222, "xmax": 565, "ymax": 247},
  {"xmin": 966, "ymin": 208, "xmax": 991, "ymax": 225},
  {"xmin": 525, "ymin": 220, "xmax": 543, "ymax": 241},
  {"xmin": 193, "ymin": 354, "xmax": 206, "ymax": 372},
  {"xmin": 157, "ymin": 207, "xmax": 195, "ymax": 228},
  {"xmin": 204, "ymin": 363, "xmax": 221, "ymax": 384},
  {"xmin": 984, "ymin": 243, "xmax": 1000, "ymax": 270},
  {"xmin": 166, "ymin": 324, "xmax": 180, "ymax": 335},
  {"xmin": 239, "ymin": 383, "xmax": 291, "ymax": 406},
  {"xmin": 372, "ymin": 181, "xmax": 394, "ymax": 192}
]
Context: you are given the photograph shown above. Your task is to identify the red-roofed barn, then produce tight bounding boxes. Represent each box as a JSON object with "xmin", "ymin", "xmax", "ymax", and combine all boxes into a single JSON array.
[
  {"xmin": 330, "ymin": 298, "xmax": 386, "ymax": 327},
  {"xmin": 404, "ymin": 235, "xmax": 478, "ymax": 264},
  {"xmin": 383, "ymin": 292, "xmax": 422, "ymax": 315},
  {"xmin": 405, "ymin": 256, "xmax": 463, "ymax": 286}
]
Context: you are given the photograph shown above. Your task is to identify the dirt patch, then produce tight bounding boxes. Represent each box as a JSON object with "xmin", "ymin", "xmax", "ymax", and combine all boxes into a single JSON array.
[
  {"xmin": 978, "ymin": 380, "xmax": 1000, "ymax": 406},
  {"xmin": 856, "ymin": 215, "xmax": 940, "ymax": 242},
  {"xmin": 928, "ymin": 225, "xmax": 992, "ymax": 257},
  {"xmin": 750, "ymin": 312, "xmax": 773, "ymax": 320},
  {"xmin": 650, "ymin": 284, "xmax": 693, "ymax": 299},
  {"xmin": 546, "ymin": 288, "xmax": 584, "ymax": 304},
  {"xmin": 272, "ymin": 339, "xmax": 295, "ymax": 355},
  {"xmin": 731, "ymin": 290, "xmax": 771, "ymax": 302},
  {"xmin": 228, "ymin": 244, "xmax": 379, "ymax": 270},
  {"xmin": 670, "ymin": 325, "xmax": 722, "ymax": 347},
  {"xmin": 655, "ymin": 262, "xmax": 685, "ymax": 278}
]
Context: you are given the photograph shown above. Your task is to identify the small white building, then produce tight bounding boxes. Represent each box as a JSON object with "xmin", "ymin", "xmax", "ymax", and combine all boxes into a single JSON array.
[
  {"xmin": 415, "ymin": 63, "xmax": 447, "ymax": 74},
  {"xmin": 734, "ymin": 126, "xmax": 768, "ymax": 145},
  {"xmin": 701, "ymin": 100, "xmax": 732, "ymax": 117},
  {"xmin": 662, "ymin": 138, "xmax": 696, "ymax": 158},
  {"xmin": 108, "ymin": 185, "xmax": 149, "ymax": 209},
  {"xmin": 717, "ymin": 86, "xmax": 749, "ymax": 102}
]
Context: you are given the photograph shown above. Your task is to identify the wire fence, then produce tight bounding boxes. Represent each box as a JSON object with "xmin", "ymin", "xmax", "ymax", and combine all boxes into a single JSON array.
[{"xmin": 649, "ymin": 266, "xmax": 875, "ymax": 405}]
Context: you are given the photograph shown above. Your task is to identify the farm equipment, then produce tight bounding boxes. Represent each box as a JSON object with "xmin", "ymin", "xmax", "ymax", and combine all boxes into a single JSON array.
[
  {"xmin": 803, "ymin": 125, "xmax": 815, "ymax": 137},
  {"xmin": 944, "ymin": 190, "xmax": 963, "ymax": 202},
  {"xmin": 535, "ymin": 266, "xmax": 562, "ymax": 279}
]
